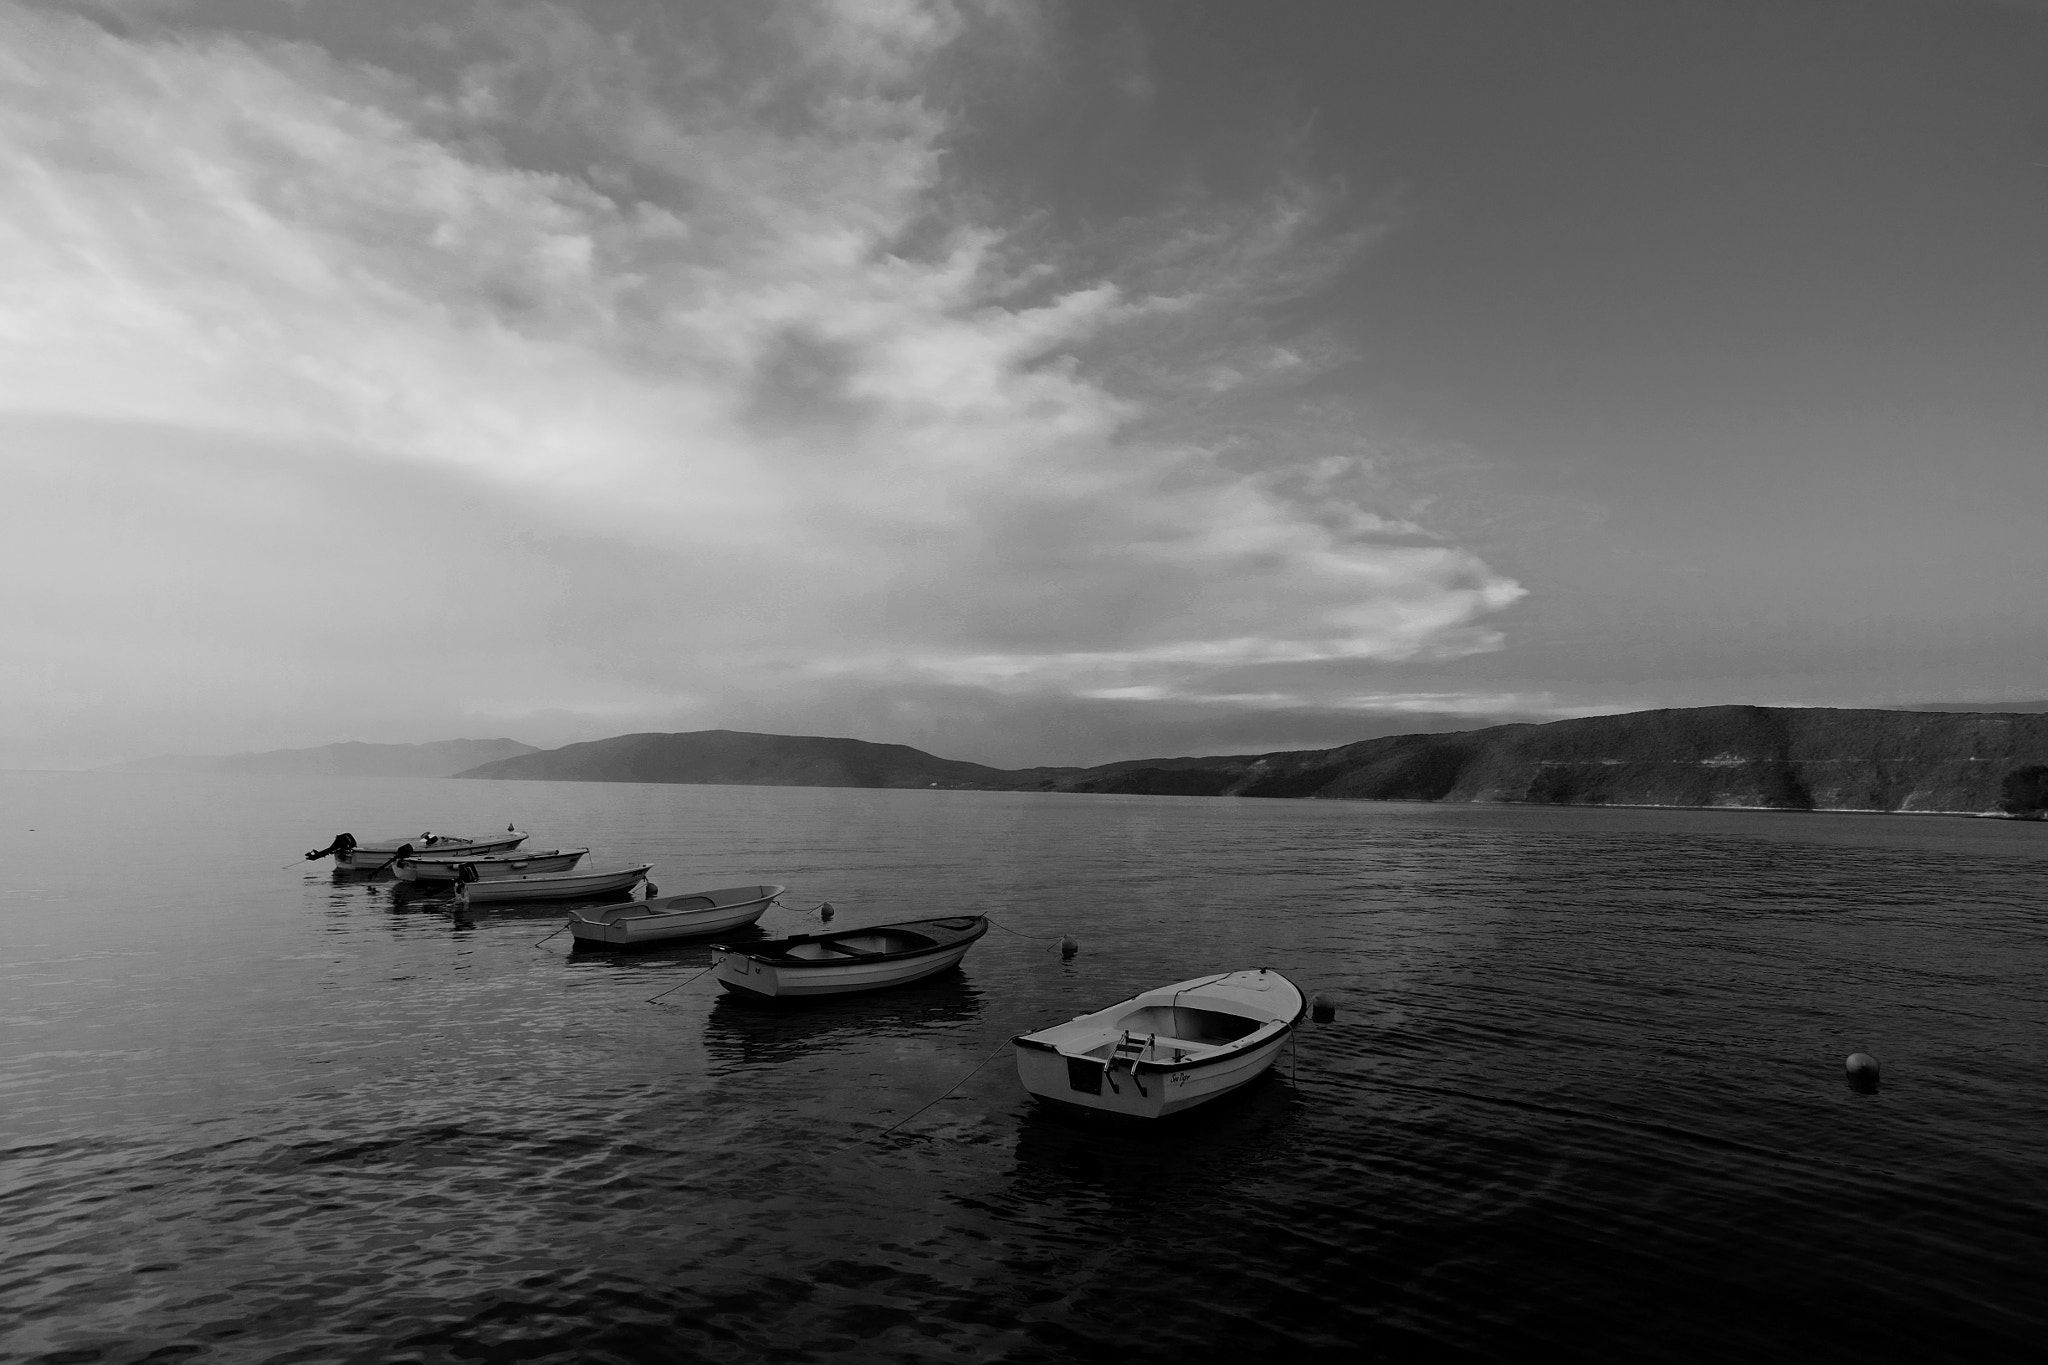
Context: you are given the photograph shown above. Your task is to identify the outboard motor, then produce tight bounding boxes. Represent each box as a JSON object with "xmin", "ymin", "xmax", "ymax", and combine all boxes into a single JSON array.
[
  {"xmin": 369, "ymin": 842, "xmax": 416, "ymax": 878},
  {"xmin": 305, "ymin": 832, "xmax": 357, "ymax": 861}
]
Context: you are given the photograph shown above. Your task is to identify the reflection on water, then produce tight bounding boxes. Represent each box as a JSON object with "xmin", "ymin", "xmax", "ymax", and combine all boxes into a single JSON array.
[
  {"xmin": 328, "ymin": 865, "xmax": 387, "ymax": 885},
  {"xmin": 703, "ymin": 973, "xmax": 988, "ymax": 1067},
  {"xmin": 380, "ymin": 879, "xmax": 640, "ymax": 924},
  {"xmin": 2, "ymin": 773, "xmax": 2045, "ymax": 1363},
  {"xmin": 1008, "ymin": 1068, "xmax": 1298, "ymax": 1196},
  {"xmin": 564, "ymin": 922, "xmax": 774, "ymax": 960}
]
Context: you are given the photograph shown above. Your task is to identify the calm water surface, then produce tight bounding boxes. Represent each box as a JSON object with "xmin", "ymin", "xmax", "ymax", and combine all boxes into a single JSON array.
[{"xmin": 2, "ymin": 772, "xmax": 2044, "ymax": 1363}]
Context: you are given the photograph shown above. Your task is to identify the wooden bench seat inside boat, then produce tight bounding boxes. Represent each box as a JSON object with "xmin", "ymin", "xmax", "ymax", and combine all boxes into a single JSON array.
[
  {"xmin": 1080, "ymin": 1035, "xmax": 1217, "ymax": 1062},
  {"xmin": 781, "ymin": 941, "xmax": 864, "ymax": 960},
  {"xmin": 831, "ymin": 931, "xmax": 935, "ymax": 954},
  {"xmin": 1114, "ymin": 1005, "xmax": 1261, "ymax": 1046}
]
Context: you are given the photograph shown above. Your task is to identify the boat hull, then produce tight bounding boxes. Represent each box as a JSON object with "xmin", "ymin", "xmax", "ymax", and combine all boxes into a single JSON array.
[
  {"xmin": 459, "ymin": 865, "xmax": 650, "ymax": 904},
  {"xmin": 710, "ymin": 915, "xmax": 987, "ymax": 1000},
  {"xmin": 1014, "ymin": 1028, "xmax": 1291, "ymax": 1120},
  {"xmin": 394, "ymin": 849, "xmax": 586, "ymax": 883},
  {"xmin": 337, "ymin": 832, "xmax": 526, "ymax": 869},
  {"xmin": 1012, "ymin": 969, "xmax": 1306, "ymax": 1121},
  {"xmin": 568, "ymin": 884, "xmax": 783, "ymax": 949}
]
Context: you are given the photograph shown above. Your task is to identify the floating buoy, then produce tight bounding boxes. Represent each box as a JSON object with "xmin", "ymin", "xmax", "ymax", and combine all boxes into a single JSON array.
[
  {"xmin": 1058, "ymin": 935, "xmax": 1079, "ymax": 959},
  {"xmin": 818, "ymin": 902, "xmax": 834, "ymax": 921},
  {"xmin": 644, "ymin": 882, "xmax": 658, "ymax": 899},
  {"xmin": 1311, "ymin": 994, "xmax": 1336, "ymax": 1024},
  {"xmin": 1846, "ymin": 1053, "xmax": 1880, "ymax": 1093}
]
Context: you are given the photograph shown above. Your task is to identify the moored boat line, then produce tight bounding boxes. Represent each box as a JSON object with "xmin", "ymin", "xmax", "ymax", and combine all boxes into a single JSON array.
[{"xmin": 309, "ymin": 823, "xmax": 1320, "ymax": 1122}]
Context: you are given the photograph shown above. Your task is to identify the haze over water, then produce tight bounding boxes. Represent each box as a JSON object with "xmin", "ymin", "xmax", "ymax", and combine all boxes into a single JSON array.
[{"xmin": 3, "ymin": 771, "xmax": 2043, "ymax": 1362}]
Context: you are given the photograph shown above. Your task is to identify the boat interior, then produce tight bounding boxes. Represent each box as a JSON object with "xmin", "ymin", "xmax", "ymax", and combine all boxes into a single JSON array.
[
  {"xmin": 585, "ymin": 895, "xmax": 707, "ymax": 922},
  {"xmin": 780, "ymin": 930, "xmax": 936, "ymax": 960},
  {"xmin": 1117, "ymin": 1005, "xmax": 1261, "ymax": 1044},
  {"xmin": 646, "ymin": 895, "xmax": 719, "ymax": 915},
  {"xmin": 1056, "ymin": 1003, "xmax": 1266, "ymax": 1065},
  {"xmin": 423, "ymin": 849, "xmax": 578, "ymax": 865}
]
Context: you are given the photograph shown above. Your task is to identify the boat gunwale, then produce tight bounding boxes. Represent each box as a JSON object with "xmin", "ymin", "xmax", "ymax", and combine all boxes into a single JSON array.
[
  {"xmin": 711, "ymin": 915, "xmax": 988, "ymax": 969},
  {"xmin": 472, "ymin": 862, "xmax": 652, "ymax": 887},
  {"xmin": 346, "ymin": 833, "xmax": 526, "ymax": 854},
  {"xmin": 398, "ymin": 847, "xmax": 585, "ymax": 867},
  {"xmin": 570, "ymin": 884, "xmax": 784, "ymax": 927}
]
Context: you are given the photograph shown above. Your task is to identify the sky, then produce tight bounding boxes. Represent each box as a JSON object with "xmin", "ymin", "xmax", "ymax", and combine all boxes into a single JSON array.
[{"xmin": 3, "ymin": 0, "xmax": 2045, "ymax": 769}]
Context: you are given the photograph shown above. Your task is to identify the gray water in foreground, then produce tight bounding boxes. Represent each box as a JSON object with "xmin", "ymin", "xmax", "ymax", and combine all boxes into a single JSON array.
[{"xmin": 2, "ymin": 771, "xmax": 2044, "ymax": 1363}]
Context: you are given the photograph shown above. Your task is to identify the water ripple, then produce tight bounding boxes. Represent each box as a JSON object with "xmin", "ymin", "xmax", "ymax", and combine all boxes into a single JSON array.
[{"xmin": 1, "ymin": 776, "xmax": 2044, "ymax": 1362}]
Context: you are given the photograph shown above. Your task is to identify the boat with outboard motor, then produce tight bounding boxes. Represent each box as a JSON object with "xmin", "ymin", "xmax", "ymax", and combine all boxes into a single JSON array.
[
  {"xmin": 306, "ymin": 829, "xmax": 528, "ymax": 871},
  {"xmin": 393, "ymin": 848, "xmax": 587, "ymax": 883},
  {"xmin": 1012, "ymin": 969, "xmax": 1305, "ymax": 1120},
  {"xmin": 453, "ymin": 863, "xmax": 651, "ymax": 905},
  {"xmin": 709, "ymin": 914, "xmax": 988, "ymax": 1001},
  {"xmin": 567, "ymin": 883, "xmax": 786, "ymax": 949}
]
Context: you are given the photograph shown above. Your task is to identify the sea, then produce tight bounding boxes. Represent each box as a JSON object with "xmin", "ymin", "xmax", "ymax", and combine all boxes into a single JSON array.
[{"xmin": 2, "ymin": 770, "xmax": 2044, "ymax": 1364}]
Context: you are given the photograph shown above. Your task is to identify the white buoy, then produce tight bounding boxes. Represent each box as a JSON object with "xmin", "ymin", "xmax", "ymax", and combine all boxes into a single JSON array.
[
  {"xmin": 1311, "ymin": 994, "xmax": 1336, "ymax": 1023},
  {"xmin": 1846, "ymin": 1053, "xmax": 1880, "ymax": 1092}
]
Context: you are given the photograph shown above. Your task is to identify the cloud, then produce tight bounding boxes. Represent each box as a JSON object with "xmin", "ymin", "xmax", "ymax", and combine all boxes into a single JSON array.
[{"xmin": 0, "ymin": 1, "xmax": 1525, "ymax": 765}]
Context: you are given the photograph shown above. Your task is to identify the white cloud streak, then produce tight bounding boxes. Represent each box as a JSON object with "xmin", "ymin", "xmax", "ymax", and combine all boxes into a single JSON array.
[{"xmin": 0, "ymin": 0, "xmax": 1525, "ymax": 764}]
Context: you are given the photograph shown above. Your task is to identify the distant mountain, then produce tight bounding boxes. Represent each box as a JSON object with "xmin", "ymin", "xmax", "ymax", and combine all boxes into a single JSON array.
[
  {"xmin": 455, "ymin": 729, "xmax": 1077, "ymax": 789},
  {"xmin": 109, "ymin": 738, "xmax": 539, "ymax": 778},
  {"xmin": 1053, "ymin": 706, "xmax": 2048, "ymax": 815},
  {"xmin": 458, "ymin": 709, "xmax": 2048, "ymax": 816}
]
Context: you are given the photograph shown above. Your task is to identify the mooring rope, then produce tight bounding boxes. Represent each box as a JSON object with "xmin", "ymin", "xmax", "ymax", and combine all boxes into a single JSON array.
[
  {"xmin": 983, "ymin": 916, "xmax": 1078, "ymax": 955},
  {"xmin": 645, "ymin": 963, "xmax": 718, "ymax": 1005},
  {"xmin": 867, "ymin": 1036, "xmax": 1016, "ymax": 1146}
]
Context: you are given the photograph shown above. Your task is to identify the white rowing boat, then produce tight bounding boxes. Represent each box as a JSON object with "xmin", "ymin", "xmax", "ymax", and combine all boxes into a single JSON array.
[
  {"xmin": 393, "ymin": 848, "xmax": 587, "ymax": 883},
  {"xmin": 455, "ymin": 863, "xmax": 650, "ymax": 905},
  {"xmin": 1012, "ymin": 969, "xmax": 1305, "ymax": 1120},
  {"xmin": 709, "ymin": 915, "xmax": 988, "ymax": 1001},
  {"xmin": 567, "ymin": 883, "xmax": 785, "ymax": 949}
]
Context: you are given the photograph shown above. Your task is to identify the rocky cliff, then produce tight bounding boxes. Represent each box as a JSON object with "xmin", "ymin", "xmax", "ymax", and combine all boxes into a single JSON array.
[
  {"xmin": 1053, "ymin": 706, "xmax": 2048, "ymax": 814},
  {"xmin": 449, "ymin": 708, "xmax": 2048, "ymax": 815}
]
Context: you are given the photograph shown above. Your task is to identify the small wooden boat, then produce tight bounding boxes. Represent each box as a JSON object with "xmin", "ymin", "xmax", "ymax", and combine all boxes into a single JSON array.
[
  {"xmin": 393, "ymin": 848, "xmax": 587, "ymax": 883},
  {"xmin": 455, "ymin": 863, "xmax": 650, "ymax": 905},
  {"xmin": 709, "ymin": 915, "xmax": 988, "ymax": 1001},
  {"xmin": 313, "ymin": 829, "xmax": 527, "ymax": 870},
  {"xmin": 567, "ymin": 883, "xmax": 785, "ymax": 950},
  {"xmin": 1012, "ymin": 969, "xmax": 1305, "ymax": 1120}
]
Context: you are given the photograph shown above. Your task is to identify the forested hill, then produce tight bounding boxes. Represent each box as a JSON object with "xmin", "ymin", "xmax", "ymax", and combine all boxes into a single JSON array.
[
  {"xmin": 1055, "ymin": 706, "xmax": 2048, "ymax": 815},
  {"xmin": 453, "ymin": 709, "xmax": 2048, "ymax": 816}
]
